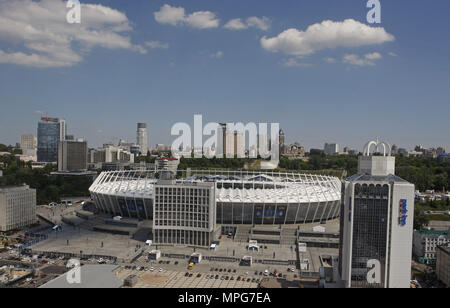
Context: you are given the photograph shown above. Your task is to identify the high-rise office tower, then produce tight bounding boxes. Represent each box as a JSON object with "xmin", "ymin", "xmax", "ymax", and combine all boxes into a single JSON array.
[
  {"xmin": 136, "ymin": 123, "xmax": 148, "ymax": 155},
  {"xmin": 279, "ymin": 129, "xmax": 286, "ymax": 154},
  {"xmin": 234, "ymin": 131, "xmax": 245, "ymax": 158},
  {"xmin": 58, "ymin": 139, "xmax": 88, "ymax": 171},
  {"xmin": 217, "ymin": 123, "xmax": 246, "ymax": 158},
  {"xmin": 339, "ymin": 139, "xmax": 415, "ymax": 288},
  {"xmin": 37, "ymin": 117, "xmax": 67, "ymax": 163}
]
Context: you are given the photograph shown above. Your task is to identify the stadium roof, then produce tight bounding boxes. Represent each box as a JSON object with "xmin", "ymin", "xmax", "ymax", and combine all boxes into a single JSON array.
[{"xmin": 90, "ymin": 170, "xmax": 341, "ymax": 204}]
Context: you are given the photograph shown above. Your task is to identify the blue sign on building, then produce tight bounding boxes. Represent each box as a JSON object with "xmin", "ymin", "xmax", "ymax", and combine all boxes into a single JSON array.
[{"xmin": 399, "ymin": 199, "xmax": 408, "ymax": 226}]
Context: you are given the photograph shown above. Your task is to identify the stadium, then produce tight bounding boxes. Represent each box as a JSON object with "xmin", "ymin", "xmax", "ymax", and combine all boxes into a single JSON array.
[{"xmin": 89, "ymin": 170, "xmax": 342, "ymax": 225}]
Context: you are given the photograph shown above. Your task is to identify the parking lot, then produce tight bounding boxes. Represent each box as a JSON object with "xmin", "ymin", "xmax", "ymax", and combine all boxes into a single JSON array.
[{"xmin": 117, "ymin": 267, "xmax": 259, "ymax": 288}]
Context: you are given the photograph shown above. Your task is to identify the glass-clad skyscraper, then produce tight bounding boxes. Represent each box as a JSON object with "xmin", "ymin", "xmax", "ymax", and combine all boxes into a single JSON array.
[{"xmin": 37, "ymin": 117, "xmax": 66, "ymax": 163}]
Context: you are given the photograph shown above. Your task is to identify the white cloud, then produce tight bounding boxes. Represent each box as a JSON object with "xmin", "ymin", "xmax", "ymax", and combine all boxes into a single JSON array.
[
  {"xmin": 185, "ymin": 11, "xmax": 219, "ymax": 29},
  {"xmin": 324, "ymin": 57, "xmax": 337, "ymax": 63},
  {"xmin": 246, "ymin": 16, "xmax": 271, "ymax": 31},
  {"xmin": 224, "ymin": 16, "xmax": 270, "ymax": 31},
  {"xmin": 388, "ymin": 51, "xmax": 398, "ymax": 57},
  {"xmin": 154, "ymin": 4, "xmax": 219, "ymax": 29},
  {"xmin": 343, "ymin": 52, "xmax": 383, "ymax": 66},
  {"xmin": 365, "ymin": 52, "xmax": 382, "ymax": 60},
  {"xmin": 223, "ymin": 18, "xmax": 247, "ymax": 30},
  {"xmin": 210, "ymin": 51, "xmax": 224, "ymax": 59},
  {"xmin": 261, "ymin": 19, "xmax": 394, "ymax": 56},
  {"xmin": 145, "ymin": 41, "xmax": 169, "ymax": 49},
  {"xmin": 0, "ymin": 0, "xmax": 145, "ymax": 68},
  {"xmin": 282, "ymin": 58, "xmax": 312, "ymax": 67},
  {"xmin": 154, "ymin": 4, "xmax": 185, "ymax": 26}
]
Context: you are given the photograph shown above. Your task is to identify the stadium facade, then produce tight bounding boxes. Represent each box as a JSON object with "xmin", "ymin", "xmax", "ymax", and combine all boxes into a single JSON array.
[{"xmin": 89, "ymin": 170, "xmax": 342, "ymax": 225}]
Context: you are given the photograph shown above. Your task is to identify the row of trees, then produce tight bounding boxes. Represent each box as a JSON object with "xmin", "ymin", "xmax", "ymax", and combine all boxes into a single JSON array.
[
  {"xmin": 178, "ymin": 156, "xmax": 255, "ymax": 170},
  {"xmin": 279, "ymin": 154, "xmax": 449, "ymax": 192},
  {"xmin": 0, "ymin": 151, "xmax": 92, "ymax": 205}
]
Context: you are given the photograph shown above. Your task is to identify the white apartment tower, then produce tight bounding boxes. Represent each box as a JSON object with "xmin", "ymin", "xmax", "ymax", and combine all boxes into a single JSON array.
[
  {"xmin": 339, "ymin": 139, "xmax": 415, "ymax": 288},
  {"xmin": 136, "ymin": 123, "xmax": 148, "ymax": 155},
  {"xmin": 324, "ymin": 143, "xmax": 339, "ymax": 155}
]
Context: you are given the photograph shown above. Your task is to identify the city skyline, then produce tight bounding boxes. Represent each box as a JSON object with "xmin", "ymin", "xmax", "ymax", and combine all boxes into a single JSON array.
[{"xmin": 0, "ymin": 0, "xmax": 449, "ymax": 151}]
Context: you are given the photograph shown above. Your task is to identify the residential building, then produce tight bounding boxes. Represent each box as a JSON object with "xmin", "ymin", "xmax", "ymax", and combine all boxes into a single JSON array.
[
  {"xmin": 88, "ymin": 145, "xmax": 134, "ymax": 165},
  {"xmin": 20, "ymin": 134, "xmax": 37, "ymax": 157},
  {"xmin": 324, "ymin": 143, "xmax": 339, "ymax": 155},
  {"xmin": 413, "ymin": 230, "xmax": 450, "ymax": 264},
  {"xmin": 136, "ymin": 123, "xmax": 148, "ymax": 155},
  {"xmin": 218, "ymin": 123, "xmax": 246, "ymax": 158},
  {"xmin": 339, "ymin": 139, "xmax": 415, "ymax": 288},
  {"xmin": 58, "ymin": 140, "xmax": 88, "ymax": 171},
  {"xmin": 0, "ymin": 185, "xmax": 36, "ymax": 231}
]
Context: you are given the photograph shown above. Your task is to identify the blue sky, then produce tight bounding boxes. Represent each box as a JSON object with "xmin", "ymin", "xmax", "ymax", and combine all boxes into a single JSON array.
[{"xmin": 0, "ymin": 0, "xmax": 449, "ymax": 151}]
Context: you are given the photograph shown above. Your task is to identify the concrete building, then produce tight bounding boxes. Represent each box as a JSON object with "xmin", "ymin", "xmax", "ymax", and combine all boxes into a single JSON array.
[
  {"xmin": 339, "ymin": 139, "xmax": 415, "ymax": 288},
  {"xmin": 20, "ymin": 134, "xmax": 37, "ymax": 157},
  {"xmin": 136, "ymin": 123, "xmax": 148, "ymax": 155},
  {"xmin": 413, "ymin": 230, "xmax": 450, "ymax": 265},
  {"xmin": 40, "ymin": 264, "xmax": 122, "ymax": 288},
  {"xmin": 153, "ymin": 179, "xmax": 218, "ymax": 247},
  {"xmin": 0, "ymin": 185, "xmax": 36, "ymax": 231},
  {"xmin": 155, "ymin": 157, "xmax": 179, "ymax": 174},
  {"xmin": 436, "ymin": 243, "xmax": 450, "ymax": 287},
  {"xmin": 37, "ymin": 117, "xmax": 66, "ymax": 163},
  {"xmin": 88, "ymin": 146, "xmax": 134, "ymax": 165},
  {"xmin": 217, "ymin": 123, "xmax": 245, "ymax": 158},
  {"xmin": 58, "ymin": 140, "xmax": 88, "ymax": 171},
  {"xmin": 279, "ymin": 129, "xmax": 286, "ymax": 154},
  {"xmin": 324, "ymin": 143, "xmax": 339, "ymax": 155}
]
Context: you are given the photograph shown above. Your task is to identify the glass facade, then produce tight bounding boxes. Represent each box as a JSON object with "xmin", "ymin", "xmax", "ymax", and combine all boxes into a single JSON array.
[
  {"xmin": 37, "ymin": 121, "xmax": 63, "ymax": 162},
  {"xmin": 350, "ymin": 183, "xmax": 390, "ymax": 288},
  {"xmin": 91, "ymin": 195, "xmax": 340, "ymax": 225}
]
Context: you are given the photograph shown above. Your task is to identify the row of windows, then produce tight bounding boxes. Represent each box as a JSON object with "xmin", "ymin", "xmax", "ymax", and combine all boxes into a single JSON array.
[
  {"xmin": 354, "ymin": 184, "xmax": 389, "ymax": 199},
  {"xmin": 155, "ymin": 196, "xmax": 210, "ymax": 205},
  {"xmin": 154, "ymin": 220, "xmax": 210, "ymax": 229},
  {"xmin": 155, "ymin": 187, "xmax": 210, "ymax": 197},
  {"xmin": 154, "ymin": 213, "xmax": 209, "ymax": 220},
  {"xmin": 155, "ymin": 205, "xmax": 210, "ymax": 213}
]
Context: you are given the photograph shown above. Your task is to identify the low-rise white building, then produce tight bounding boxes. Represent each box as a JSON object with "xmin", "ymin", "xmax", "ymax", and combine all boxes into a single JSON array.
[{"xmin": 0, "ymin": 185, "xmax": 37, "ymax": 231}]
